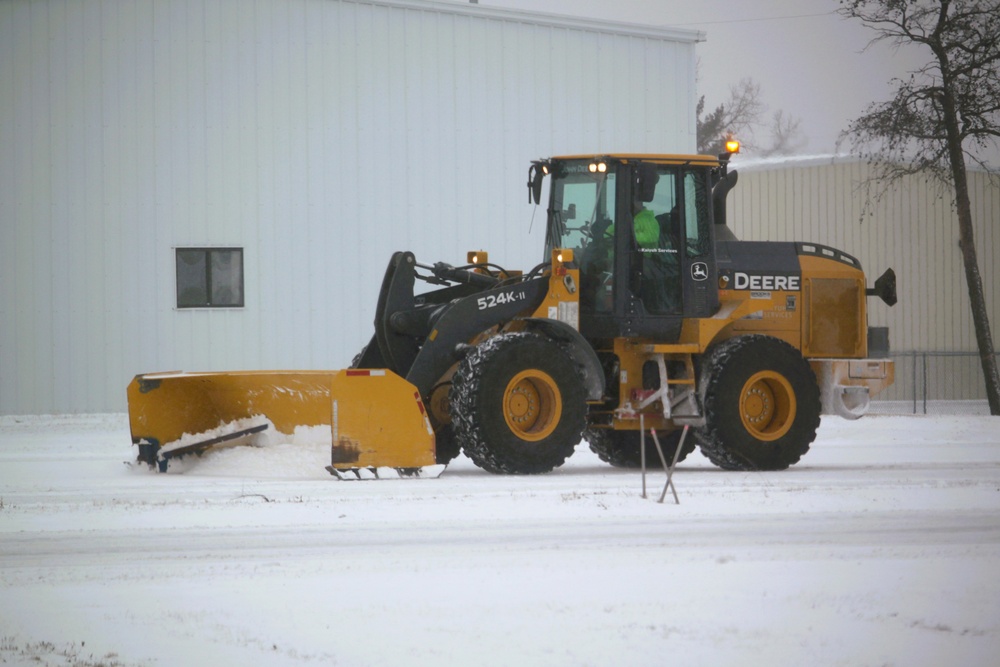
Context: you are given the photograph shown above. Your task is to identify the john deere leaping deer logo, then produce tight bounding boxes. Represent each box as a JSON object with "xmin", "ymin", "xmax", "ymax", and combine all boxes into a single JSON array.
[{"xmin": 691, "ymin": 262, "xmax": 708, "ymax": 281}]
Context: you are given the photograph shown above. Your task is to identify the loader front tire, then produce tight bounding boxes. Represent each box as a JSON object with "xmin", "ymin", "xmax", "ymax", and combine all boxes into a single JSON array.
[
  {"xmin": 586, "ymin": 428, "xmax": 695, "ymax": 469},
  {"xmin": 696, "ymin": 335, "xmax": 820, "ymax": 471},
  {"xmin": 451, "ymin": 333, "xmax": 586, "ymax": 474}
]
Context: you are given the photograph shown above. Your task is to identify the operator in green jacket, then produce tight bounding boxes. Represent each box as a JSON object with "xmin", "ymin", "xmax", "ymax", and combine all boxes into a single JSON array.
[
  {"xmin": 632, "ymin": 207, "xmax": 660, "ymax": 249},
  {"xmin": 581, "ymin": 203, "xmax": 681, "ymax": 314},
  {"xmin": 591, "ymin": 207, "xmax": 659, "ymax": 247},
  {"xmin": 632, "ymin": 204, "xmax": 681, "ymax": 314}
]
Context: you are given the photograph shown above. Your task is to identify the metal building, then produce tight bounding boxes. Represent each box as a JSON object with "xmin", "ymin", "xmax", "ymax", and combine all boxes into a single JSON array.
[{"xmin": 0, "ymin": 0, "xmax": 702, "ymax": 415}]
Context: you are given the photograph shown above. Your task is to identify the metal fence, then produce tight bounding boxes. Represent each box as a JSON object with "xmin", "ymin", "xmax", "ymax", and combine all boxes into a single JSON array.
[{"xmin": 869, "ymin": 351, "xmax": 999, "ymax": 415}]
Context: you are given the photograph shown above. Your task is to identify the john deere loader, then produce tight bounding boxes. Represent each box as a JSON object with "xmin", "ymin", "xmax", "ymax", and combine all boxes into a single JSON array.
[{"xmin": 128, "ymin": 144, "xmax": 896, "ymax": 477}]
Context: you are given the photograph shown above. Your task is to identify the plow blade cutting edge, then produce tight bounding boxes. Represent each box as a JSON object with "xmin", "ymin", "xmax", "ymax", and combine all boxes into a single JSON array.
[{"xmin": 127, "ymin": 369, "xmax": 440, "ymax": 477}]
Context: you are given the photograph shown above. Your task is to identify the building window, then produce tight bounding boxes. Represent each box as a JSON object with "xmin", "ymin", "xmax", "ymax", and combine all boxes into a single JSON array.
[{"xmin": 175, "ymin": 247, "xmax": 244, "ymax": 308}]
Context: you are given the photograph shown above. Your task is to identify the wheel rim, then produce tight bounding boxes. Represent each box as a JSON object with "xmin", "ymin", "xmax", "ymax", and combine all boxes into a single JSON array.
[
  {"xmin": 502, "ymin": 369, "xmax": 562, "ymax": 442},
  {"xmin": 428, "ymin": 383, "xmax": 452, "ymax": 425},
  {"xmin": 739, "ymin": 371, "xmax": 796, "ymax": 441}
]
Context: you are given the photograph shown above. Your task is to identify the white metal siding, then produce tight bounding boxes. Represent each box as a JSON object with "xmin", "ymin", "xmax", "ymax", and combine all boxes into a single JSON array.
[
  {"xmin": 0, "ymin": 0, "xmax": 700, "ymax": 414},
  {"xmin": 728, "ymin": 158, "xmax": 999, "ymax": 355}
]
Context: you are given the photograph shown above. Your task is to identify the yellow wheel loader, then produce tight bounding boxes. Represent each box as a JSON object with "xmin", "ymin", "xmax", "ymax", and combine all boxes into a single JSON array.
[{"xmin": 128, "ymin": 145, "xmax": 896, "ymax": 476}]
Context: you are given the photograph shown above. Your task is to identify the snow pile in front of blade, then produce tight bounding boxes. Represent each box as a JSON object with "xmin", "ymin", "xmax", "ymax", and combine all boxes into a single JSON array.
[
  {"xmin": 157, "ymin": 415, "xmax": 274, "ymax": 457},
  {"xmin": 158, "ymin": 418, "xmax": 333, "ymax": 478}
]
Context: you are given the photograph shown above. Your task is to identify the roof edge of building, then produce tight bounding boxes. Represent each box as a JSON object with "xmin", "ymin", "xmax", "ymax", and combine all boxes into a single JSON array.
[{"xmin": 354, "ymin": 0, "xmax": 706, "ymax": 42}]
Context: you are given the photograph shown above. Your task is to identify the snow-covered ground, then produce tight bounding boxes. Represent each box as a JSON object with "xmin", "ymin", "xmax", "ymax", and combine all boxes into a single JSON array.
[{"xmin": 1, "ymin": 414, "xmax": 998, "ymax": 667}]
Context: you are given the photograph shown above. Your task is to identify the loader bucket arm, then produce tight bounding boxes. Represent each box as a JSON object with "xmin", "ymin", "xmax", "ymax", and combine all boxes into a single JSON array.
[
  {"xmin": 360, "ymin": 251, "xmax": 497, "ymax": 375},
  {"xmin": 356, "ymin": 251, "xmax": 552, "ymax": 398},
  {"xmin": 404, "ymin": 276, "xmax": 551, "ymax": 396},
  {"xmin": 372, "ymin": 251, "xmax": 421, "ymax": 375}
]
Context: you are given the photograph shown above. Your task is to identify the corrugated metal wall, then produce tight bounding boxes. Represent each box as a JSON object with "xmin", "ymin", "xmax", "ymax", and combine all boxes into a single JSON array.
[
  {"xmin": 0, "ymin": 0, "xmax": 700, "ymax": 414},
  {"xmin": 728, "ymin": 157, "xmax": 999, "ymax": 355}
]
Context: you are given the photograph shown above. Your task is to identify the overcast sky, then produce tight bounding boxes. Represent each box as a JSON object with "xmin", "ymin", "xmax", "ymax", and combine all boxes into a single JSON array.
[{"xmin": 473, "ymin": 0, "xmax": 927, "ymax": 157}]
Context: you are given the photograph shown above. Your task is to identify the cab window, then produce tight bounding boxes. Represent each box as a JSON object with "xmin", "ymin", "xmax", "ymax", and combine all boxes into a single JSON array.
[{"xmin": 683, "ymin": 170, "xmax": 711, "ymax": 257}]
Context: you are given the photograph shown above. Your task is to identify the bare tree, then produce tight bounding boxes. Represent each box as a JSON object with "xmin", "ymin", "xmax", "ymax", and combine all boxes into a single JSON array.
[
  {"xmin": 696, "ymin": 79, "xmax": 766, "ymax": 154},
  {"xmin": 696, "ymin": 96, "xmax": 730, "ymax": 155},
  {"xmin": 759, "ymin": 110, "xmax": 808, "ymax": 157},
  {"xmin": 697, "ymin": 78, "xmax": 806, "ymax": 156},
  {"xmin": 839, "ymin": 0, "xmax": 1000, "ymax": 415}
]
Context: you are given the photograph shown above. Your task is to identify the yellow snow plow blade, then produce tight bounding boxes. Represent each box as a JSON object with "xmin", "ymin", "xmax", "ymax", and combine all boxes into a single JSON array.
[{"xmin": 127, "ymin": 369, "xmax": 438, "ymax": 475}]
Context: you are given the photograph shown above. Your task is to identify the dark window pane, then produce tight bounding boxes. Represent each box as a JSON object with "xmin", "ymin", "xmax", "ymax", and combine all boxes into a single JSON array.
[
  {"xmin": 683, "ymin": 170, "xmax": 710, "ymax": 258},
  {"xmin": 176, "ymin": 249, "xmax": 209, "ymax": 307},
  {"xmin": 210, "ymin": 249, "xmax": 244, "ymax": 307}
]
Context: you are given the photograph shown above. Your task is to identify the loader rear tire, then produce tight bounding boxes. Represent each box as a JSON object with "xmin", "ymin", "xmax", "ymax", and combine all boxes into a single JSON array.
[
  {"xmin": 695, "ymin": 335, "xmax": 820, "ymax": 471},
  {"xmin": 586, "ymin": 428, "xmax": 695, "ymax": 469},
  {"xmin": 451, "ymin": 333, "xmax": 586, "ymax": 474}
]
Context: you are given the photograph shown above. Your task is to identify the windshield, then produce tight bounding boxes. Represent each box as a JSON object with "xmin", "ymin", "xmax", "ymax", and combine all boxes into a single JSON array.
[{"xmin": 545, "ymin": 160, "xmax": 616, "ymax": 259}]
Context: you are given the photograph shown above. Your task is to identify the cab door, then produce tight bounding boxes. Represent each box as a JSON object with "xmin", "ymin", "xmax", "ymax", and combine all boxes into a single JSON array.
[
  {"xmin": 678, "ymin": 168, "xmax": 720, "ymax": 319},
  {"xmin": 617, "ymin": 162, "xmax": 718, "ymax": 341}
]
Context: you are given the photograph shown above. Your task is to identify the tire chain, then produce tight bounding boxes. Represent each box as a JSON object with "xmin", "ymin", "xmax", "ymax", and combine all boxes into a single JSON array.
[
  {"xmin": 451, "ymin": 332, "xmax": 587, "ymax": 474},
  {"xmin": 695, "ymin": 335, "xmax": 820, "ymax": 471}
]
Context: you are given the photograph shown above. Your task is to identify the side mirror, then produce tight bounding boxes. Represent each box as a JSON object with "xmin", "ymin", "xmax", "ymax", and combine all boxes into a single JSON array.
[
  {"xmin": 636, "ymin": 163, "xmax": 658, "ymax": 203},
  {"xmin": 528, "ymin": 162, "xmax": 547, "ymax": 205},
  {"xmin": 867, "ymin": 268, "xmax": 897, "ymax": 306}
]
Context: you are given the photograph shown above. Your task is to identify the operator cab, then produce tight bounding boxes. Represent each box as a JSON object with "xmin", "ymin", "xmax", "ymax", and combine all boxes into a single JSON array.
[{"xmin": 534, "ymin": 154, "xmax": 725, "ymax": 341}]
